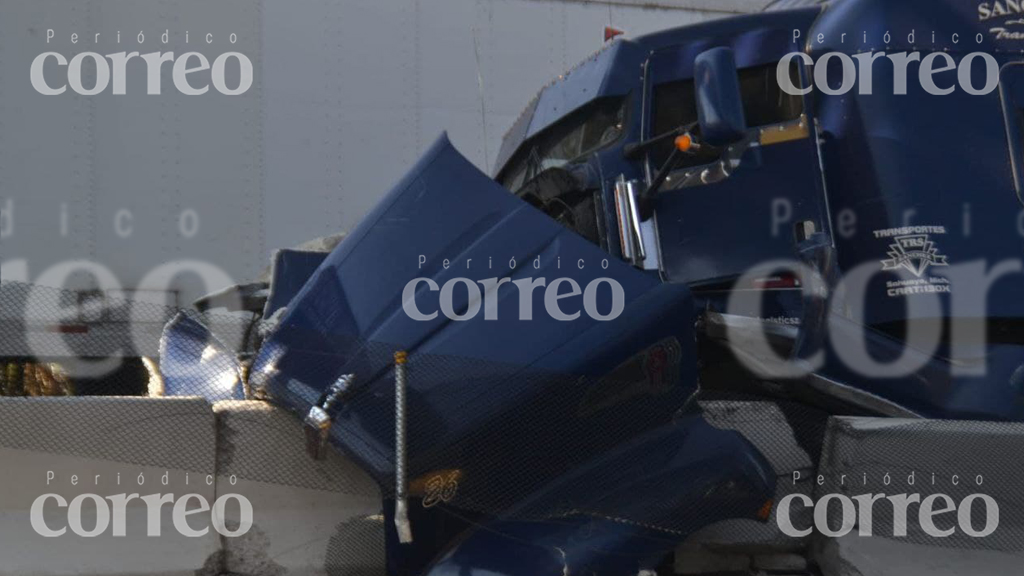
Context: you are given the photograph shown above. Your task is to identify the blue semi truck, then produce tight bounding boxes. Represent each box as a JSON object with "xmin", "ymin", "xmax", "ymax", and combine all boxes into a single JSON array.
[
  {"xmin": 163, "ymin": 0, "xmax": 1024, "ymax": 573},
  {"xmin": 9, "ymin": 0, "xmax": 1024, "ymax": 574}
]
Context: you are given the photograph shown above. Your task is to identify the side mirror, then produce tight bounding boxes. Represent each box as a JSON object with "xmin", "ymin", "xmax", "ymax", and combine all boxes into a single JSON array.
[{"xmin": 694, "ymin": 47, "xmax": 747, "ymax": 146}]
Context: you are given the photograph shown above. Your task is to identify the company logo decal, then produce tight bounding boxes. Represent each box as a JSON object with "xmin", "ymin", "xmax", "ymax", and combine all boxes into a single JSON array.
[
  {"xmin": 979, "ymin": 2, "xmax": 1024, "ymax": 39},
  {"xmin": 872, "ymin": 226, "xmax": 952, "ymax": 298},
  {"xmin": 980, "ymin": 1, "xmax": 1024, "ymax": 21},
  {"xmin": 421, "ymin": 471, "xmax": 460, "ymax": 508},
  {"xmin": 578, "ymin": 338, "xmax": 680, "ymax": 417},
  {"xmin": 881, "ymin": 234, "xmax": 949, "ymax": 277}
]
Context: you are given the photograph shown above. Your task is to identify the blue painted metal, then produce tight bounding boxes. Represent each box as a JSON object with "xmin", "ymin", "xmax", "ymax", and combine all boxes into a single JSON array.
[
  {"xmin": 158, "ymin": 0, "xmax": 1024, "ymax": 572},
  {"xmin": 494, "ymin": 0, "xmax": 1024, "ymax": 423},
  {"xmin": 262, "ymin": 249, "xmax": 330, "ymax": 317},
  {"xmin": 248, "ymin": 134, "xmax": 774, "ymax": 574},
  {"xmin": 420, "ymin": 415, "xmax": 774, "ymax": 576},
  {"xmin": 694, "ymin": 47, "xmax": 748, "ymax": 146},
  {"xmin": 447, "ymin": 0, "xmax": 1024, "ymax": 568},
  {"xmin": 800, "ymin": 0, "xmax": 1024, "ymax": 419},
  {"xmin": 493, "ymin": 8, "xmax": 821, "ymax": 178}
]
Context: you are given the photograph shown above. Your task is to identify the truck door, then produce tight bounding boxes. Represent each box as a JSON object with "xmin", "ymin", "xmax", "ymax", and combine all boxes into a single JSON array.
[{"xmin": 641, "ymin": 50, "xmax": 831, "ymax": 288}]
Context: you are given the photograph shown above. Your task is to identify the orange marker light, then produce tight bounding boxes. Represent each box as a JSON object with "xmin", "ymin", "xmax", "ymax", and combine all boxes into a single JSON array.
[
  {"xmin": 604, "ymin": 27, "xmax": 624, "ymax": 42},
  {"xmin": 674, "ymin": 134, "xmax": 693, "ymax": 152},
  {"xmin": 757, "ymin": 498, "xmax": 774, "ymax": 521}
]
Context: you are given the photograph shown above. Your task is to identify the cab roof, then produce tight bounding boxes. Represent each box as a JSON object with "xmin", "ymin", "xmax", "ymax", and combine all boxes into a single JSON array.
[{"xmin": 493, "ymin": 7, "xmax": 822, "ymax": 177}]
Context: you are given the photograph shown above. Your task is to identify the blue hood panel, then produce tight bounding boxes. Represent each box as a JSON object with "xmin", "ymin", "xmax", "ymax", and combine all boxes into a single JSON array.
[
  {"xmin": 249, "ymin": 133, "xmax": 699, "ymax": 484},
  {"xmin": 263, "ymin": 249, "xmax": 331, "ymax": 318},
  {"xmin": 251, "ymin": 133, "xmax": 666, "ymax": 387},
  {"xmin": 245, "ymin": 136, "xmax": 775, "ymax": 573}
]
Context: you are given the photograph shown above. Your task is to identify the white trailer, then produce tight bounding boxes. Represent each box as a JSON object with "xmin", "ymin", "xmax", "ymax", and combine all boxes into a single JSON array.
[{"xmin": 0, "ymin": 0, "xmax": 768, "ymax": 307}]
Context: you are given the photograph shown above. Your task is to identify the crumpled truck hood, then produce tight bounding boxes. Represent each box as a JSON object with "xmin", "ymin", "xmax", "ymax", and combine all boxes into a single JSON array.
[{"xmin": 248, "ymin": 133, "xmax": 695, "ymax": 491}]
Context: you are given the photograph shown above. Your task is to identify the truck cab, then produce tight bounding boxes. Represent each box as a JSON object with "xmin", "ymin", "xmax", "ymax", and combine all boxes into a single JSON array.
[
  {"xmin": 237, "ymin": 1, "xmax": 1024, "ymax": 573},
  {"xmin": 492, "ymin": 0, "xmax": 1024, "ymax": 421},
  {"xmin": 493, "ymin": 7, "xmax": 825, "ymax": 290}
]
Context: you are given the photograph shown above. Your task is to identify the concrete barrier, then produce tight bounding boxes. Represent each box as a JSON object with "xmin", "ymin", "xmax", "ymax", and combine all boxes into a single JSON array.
[
  {"xmin": 0, "ymin": 397, "xmax": 386, "ymax": 575},
  {"xmin": 213, "ymin": 400, "xmax": 384, "ymax": 575},
  {"xmin": 0, "ymin": 396, "xmax": 220, "ymax": 575}
]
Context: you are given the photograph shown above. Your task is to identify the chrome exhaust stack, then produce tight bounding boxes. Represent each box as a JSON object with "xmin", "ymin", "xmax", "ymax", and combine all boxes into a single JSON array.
[{"xmin": 394, "ymin": 350, "xmax": 413, "ymax": 544}]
